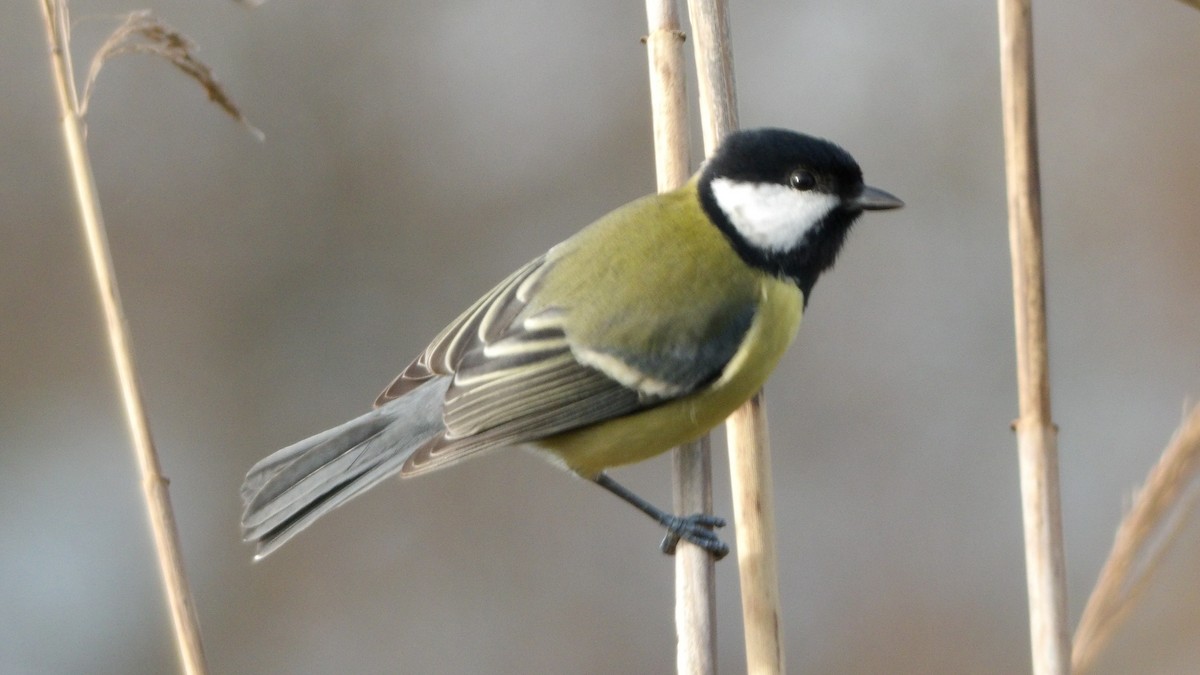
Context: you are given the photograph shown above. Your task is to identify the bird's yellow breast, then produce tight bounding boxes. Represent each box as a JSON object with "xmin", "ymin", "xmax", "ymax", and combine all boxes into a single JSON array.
[{"xmin": 538, "ymin": 275, "xmax": 803, "ymax": 477}]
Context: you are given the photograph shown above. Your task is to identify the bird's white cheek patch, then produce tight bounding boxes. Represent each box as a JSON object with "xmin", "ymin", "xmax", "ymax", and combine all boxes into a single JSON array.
[{"xmin": 710, "ymin": 178, "xmax": 839, "ymax": 251}]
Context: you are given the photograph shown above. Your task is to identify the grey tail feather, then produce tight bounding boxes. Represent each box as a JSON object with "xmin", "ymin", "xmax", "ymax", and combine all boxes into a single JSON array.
[{"xmin": 240, "ymin": 377, "xmax": 451, "ymax": 559}]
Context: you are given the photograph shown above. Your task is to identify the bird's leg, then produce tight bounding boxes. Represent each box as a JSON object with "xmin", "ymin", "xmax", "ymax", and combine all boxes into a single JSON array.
[{"xmin": 592, "ymin": 472, "xmax": 729, "ymax": 560}]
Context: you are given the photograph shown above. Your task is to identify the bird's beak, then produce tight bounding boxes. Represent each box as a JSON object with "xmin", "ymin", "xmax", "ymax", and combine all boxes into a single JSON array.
[{"xmin": 855, "ymin": 185, "xmax": 904, "ymax": 211}]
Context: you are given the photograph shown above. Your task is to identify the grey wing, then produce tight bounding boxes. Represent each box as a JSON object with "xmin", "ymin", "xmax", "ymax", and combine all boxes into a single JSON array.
[
  {"xmin": 375, "ymin": 256, "xmax": 549, "ymax": 405},
  {"xmin": 377, "ymin": 254, "xmax": 754, "ymax": 476}
]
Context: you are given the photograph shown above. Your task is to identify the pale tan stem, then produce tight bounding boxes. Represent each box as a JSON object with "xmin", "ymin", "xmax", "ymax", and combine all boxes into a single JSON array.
[
  {"xmin": 672, "ymin": 437, "xmax": 718, "ymax": 675},
  {"xmin": 644, "ymin": 2, "xmax": 717, "ymax": 672},
  {"xmin": 686, "ymin": 0, "xmax": 738, "ymax": 151},
  {"xmin": 725, "ymin": 393, "xmax": 785, "ymax": 675},
  {"xmin": 644, "ymin": 1, "xmax": 691, "ymax": 192},
  {"xmin": 37, "ymin": 2, "xmax": 208, "ymax": 673},
  {"xmin": 686, "ymin": 1, "xmax": 786, "ymax": 673},
  {"xmin": 996, "ymin": 0, "xmax": 1070, "ymax": 672}
]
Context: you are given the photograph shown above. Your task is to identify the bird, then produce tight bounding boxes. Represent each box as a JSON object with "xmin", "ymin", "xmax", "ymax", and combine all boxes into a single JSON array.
[{"xmin": 240, "ymin": 127, "xmax": 902, "ymax": 560}]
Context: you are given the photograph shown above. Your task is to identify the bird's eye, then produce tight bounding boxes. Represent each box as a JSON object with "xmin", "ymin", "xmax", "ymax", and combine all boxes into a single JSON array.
[{"xmin": 788, "ymin": 169, "xmax": 817, "ymax": 191}]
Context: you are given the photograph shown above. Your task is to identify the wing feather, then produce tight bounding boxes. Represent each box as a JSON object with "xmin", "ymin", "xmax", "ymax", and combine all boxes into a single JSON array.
[{"xmin": 375, "ymin": 257, "xmax": 550, "ymax": 405}]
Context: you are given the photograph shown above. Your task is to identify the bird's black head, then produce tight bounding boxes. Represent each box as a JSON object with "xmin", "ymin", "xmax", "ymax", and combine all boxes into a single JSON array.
[{"xmin": 697, "ymin": 128, "xmax": 902, "ymax": 302}]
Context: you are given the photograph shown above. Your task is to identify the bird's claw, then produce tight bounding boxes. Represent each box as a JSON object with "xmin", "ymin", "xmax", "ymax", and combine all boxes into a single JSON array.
[{"xmin": 659, "ymin": 513, "xmax": 729, "ymax": 559}]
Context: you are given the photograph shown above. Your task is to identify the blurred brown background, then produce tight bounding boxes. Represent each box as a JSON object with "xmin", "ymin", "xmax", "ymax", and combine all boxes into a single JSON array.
[{"xmin": 3, "ymin": 1, "xmax": 1199, "ymax": 673}]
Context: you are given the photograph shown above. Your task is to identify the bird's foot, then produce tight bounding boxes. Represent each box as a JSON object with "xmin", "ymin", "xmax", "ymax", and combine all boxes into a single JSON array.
[{"xmin": 659, "ymin": 513, "xmax": 729, "ymax": 559}]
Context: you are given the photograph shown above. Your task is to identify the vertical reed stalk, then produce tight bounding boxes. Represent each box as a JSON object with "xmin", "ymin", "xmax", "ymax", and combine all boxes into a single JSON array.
[
  {"xmin": 671, "ymin": 439, "xmax": 717, "ymax": 674},
  {"xmin": 37, "ymin": 2, "xmax": 208, "ymax": 673},
  {"xmin": 686, "ymin": 1, "xmax": 785, "ymax": 672},
  {"xmin": 996, "ymin": 0, "xmax": 1070, "ymax": 672},
  {"xmin": 644, "ymin": 2, "xmax": 717, "ymax": 672}
]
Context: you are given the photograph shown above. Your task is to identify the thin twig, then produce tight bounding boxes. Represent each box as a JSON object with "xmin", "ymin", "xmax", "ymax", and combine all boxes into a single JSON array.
[
  {"xmin": 671, "ymin": 441, "xmax": 717, "ymax": 674},
  {"xmin": 686, "ymin": 2, "xmax": 786, "ymax": 673},
  {"xmin": 643, "ymin": 4, "xmax": 716, "ymax": 672},
  {"xmin": 1072, "ymin": 404, "xmax": 1200, "ymax": 674},
  {"xmin": 725, "ymin": 393, "xmax": 785, "ymax": 674},
  {"xmin": 37, "ymin": 1, "xmax": 209, "ymax": 673},
  {"xmin": 995, "ymin": 0, "xmax": 1070, "ymax": 672},
  {"xmin": 685, "ymin": 0, "xmax": 738, "ymax": 152}
]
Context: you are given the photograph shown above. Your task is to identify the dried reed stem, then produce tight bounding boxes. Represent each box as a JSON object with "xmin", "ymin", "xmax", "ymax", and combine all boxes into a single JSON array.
[
  {"xmin": 1072, "ymin": 404, "xmax": 1200, "ymax": 674},
  {"xmin": 686, "ymin": 1, "xmax": 785, "ymax": 673},
  {"xmin": 685, "ymin": 0, "xmax": 738, "ymax": 152},
  {"xmin": 671, "ymin": 440, "xmax": 717, "ymax": 674},
  {"xmin": 996, "ymin": 0, "xmax": 1070, "ymax": 672},
  {"xmin": 37, "ymin": 2, "xmax": 208, "ymax": 673},
  {"xmin": 643, "ymin": 2, "xmax": 717, "ymax": 672},
  {"xmin": 725, "ymin": 394, "xmax": 784, "ymax": 675}
]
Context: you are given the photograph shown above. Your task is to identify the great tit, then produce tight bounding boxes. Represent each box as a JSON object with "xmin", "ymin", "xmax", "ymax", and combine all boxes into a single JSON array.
[{"xmin": 241, "ymin": 128, "xmax": 902, "ymax": 560}]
